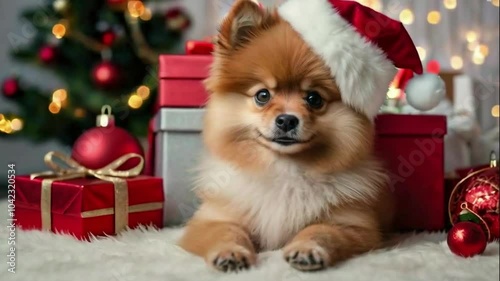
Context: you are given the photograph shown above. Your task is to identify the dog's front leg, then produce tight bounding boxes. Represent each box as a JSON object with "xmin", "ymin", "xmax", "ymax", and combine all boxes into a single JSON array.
[
  {"xmin": 283, "ymin": 223, "xmax": 382, "ymax": 271},
  {"xmin": 179, "ymin": 219, "xmax": 257, "ymax": 272}
]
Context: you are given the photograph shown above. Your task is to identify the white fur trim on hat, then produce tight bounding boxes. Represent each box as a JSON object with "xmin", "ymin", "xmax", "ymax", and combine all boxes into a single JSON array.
[{"xmin": 278, "ymin": 0, "xmax": 397, "ymax": 120}]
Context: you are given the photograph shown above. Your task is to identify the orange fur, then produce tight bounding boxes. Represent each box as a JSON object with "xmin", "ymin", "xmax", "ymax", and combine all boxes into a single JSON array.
[{"xmin": 179, "ymin": 0, "xmax": 395, "ymax": 273}]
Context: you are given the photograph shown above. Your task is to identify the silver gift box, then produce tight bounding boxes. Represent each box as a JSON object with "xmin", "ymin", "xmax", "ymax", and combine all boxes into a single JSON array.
[{"xmin": 153, "ymin": 108, "xmax": 205, "ymax": 226}]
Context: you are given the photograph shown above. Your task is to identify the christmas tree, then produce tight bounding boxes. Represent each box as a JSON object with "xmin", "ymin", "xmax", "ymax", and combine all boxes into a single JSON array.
[{"xmin": 0, "ymin": 0, "xmax": 190, "ymax": 145}]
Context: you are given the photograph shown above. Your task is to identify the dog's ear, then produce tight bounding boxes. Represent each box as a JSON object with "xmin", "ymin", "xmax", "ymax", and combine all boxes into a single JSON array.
[{"xmin": 218, "ymin": 0, "xmax": 266, "ymax": 51}]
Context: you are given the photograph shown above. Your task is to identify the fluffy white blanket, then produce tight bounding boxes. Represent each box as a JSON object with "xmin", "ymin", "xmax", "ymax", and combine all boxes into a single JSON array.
[{"xmin": 1, "ymin": 200, "xmax": 498, "ymax": 281}]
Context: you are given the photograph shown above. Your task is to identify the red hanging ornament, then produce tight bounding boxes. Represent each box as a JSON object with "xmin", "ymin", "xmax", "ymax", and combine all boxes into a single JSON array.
[
  {"xmin": 91, "ymin": 61, "xmax": 120, "ymax": 89},
  {"xmin": 447, "ymin": 222, "xmax": 487, "ymax": 257},
  {"xmin": 71, "ymin": 105, "xmax": 144, "ymax": 171},
  {"xmin": 426, "ymin": 60, "xmax": 441, "ymax": 74},
  {"xmin": 38, "ymin": 45, "xmax": 58, "ymax": 64},
  {"xmin": 1, "ymin": 77, "xmax": 22, "ymax": 98},
  {"xmin": 449, "ymin": 152, "xmax": 499, "ymax": 241},
  {"xmin": 165, "ymin": 7, "xmax": 191, "ymax": 31},
  {"xmin": 101, "ymin": 30, "xmax": 117, "ymax": 46}
]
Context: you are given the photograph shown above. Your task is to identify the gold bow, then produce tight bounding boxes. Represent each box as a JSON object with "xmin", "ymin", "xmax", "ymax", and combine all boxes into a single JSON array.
[{"xmin": 31, "ymin": 151, "xmax": 144, "ymax": 233}]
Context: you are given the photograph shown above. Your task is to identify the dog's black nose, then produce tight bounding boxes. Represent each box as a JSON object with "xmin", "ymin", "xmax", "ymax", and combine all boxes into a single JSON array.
[{"xmin": 275, "ymin": 114, "xmax": 299, "ymax": 132}]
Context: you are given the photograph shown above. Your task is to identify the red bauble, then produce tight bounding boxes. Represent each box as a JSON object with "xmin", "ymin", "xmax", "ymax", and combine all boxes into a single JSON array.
[
  {"xmin": 449, "ymin": 165, "xmax": 499, "ymax": 241},
  {"xmin": 165, "ymin": 7, "xmax": 191, "ymax": 31},
  {"xmin": 447, "ymin": 222, "xmax": 487, "ymax": 257},
  {"xmin": 91, "ymin": 61, "xmax": 120, "ymax": 89},
  {"xmin": 426, "ymin": 60, "xmax": 441, "ymax": 74},
  {"xmin": 1, "ymin": 77, "xmax": 21, "ymax": 98},
  {"xmin": 71, "ymin": 106, "xmax": 144, "ymax": 171},
  {"xmin": 101, "ymin": 30, "xmax": 117, "ymax": 46},
  {"xmin": 39, "ymin": 45, "xmax": 58, "ymax": 64}
]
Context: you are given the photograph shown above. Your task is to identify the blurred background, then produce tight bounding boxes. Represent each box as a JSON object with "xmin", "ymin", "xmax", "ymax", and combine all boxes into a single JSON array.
[{"xmin": 0, "ymin": 0, "xmax": 499, "ymax": 195}]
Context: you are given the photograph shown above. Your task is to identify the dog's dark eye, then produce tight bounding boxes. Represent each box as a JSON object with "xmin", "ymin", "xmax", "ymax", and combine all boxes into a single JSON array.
[
  {"xmin": 305, "ymin": 91, "xmax": 323, "ymax": 109},
  {"xmin": 255, "ymin": 89, "xmax": 271, "ymax": 106}
]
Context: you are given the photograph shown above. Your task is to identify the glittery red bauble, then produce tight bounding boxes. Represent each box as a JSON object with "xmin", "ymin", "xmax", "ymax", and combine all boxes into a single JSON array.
[
  {"xmin": 91, "ymin": 61, "xmax": 120, "ymax": 89},
  {"xmin": 1, "ymin": 77, "xmax": 21, "ymax": 98},
  {"xmin": 101, "ymin": 30, "xmax": 116, "ymax": 46},
  {"xmin": 39, "ymin": 45, "xmax": 58, "ymax": 64},
  {"xmin": 71, "ymin": 126, "xmax": 144, "ymax": 171},
  {"xmin": 449, "ymin": 166, "xmax": 499, "ymax": 241},
  {"xmin": 447, "ymin": 222, "xmax": 487, "ymax": 257}
]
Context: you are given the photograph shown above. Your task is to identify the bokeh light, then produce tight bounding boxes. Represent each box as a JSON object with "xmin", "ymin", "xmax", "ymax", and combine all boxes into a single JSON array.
[
  {"xmin": 450, "ymin": 56, "xmax": 463, "ymax": 70},
  {"xmin": 427, "ymin": 11, "xmax": 441, "ymax": 25},
  {"xmin": 52, "ymin": 23, "xmax": 66, "ymax": 39},
  {"xmin": 399, "ymin": 9, "xmax": 414, "ymax": 25},
  {"xmin": 128, "ymin": 94, "xmax": 143, "ymax": 109}
]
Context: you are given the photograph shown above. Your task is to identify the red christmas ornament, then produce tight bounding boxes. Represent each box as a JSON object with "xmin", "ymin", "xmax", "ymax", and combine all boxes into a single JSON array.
[
  {"xmin": 71, "ymin": 105, "xmax": 144, "ymax": 171},
  {"xmin": 1, "ymin": 77, "xmax": 21, "ymax": 98},
  {"xmin": 165, "ymin": 7, "xmax": 191, "ymax": 31},
  {"xmin": 449, "ymin": 153, "xmax": 499, "ymax": 241},
  {"xmin": 39, "ymin": 45, "xmax": 58, "ymax": 64},
  {"xmin": 447, "ymin": 222, "xmax": 487, "ymax": 257},
  {"xmin": 101, "ymin": 30, "xmax": 117, "ymax": 46},
  {"xmin": 91, "ymin": 61, "xmax": 120, "ymax": 89},
  {"xmin": 426, "ymin": 60, "xmax": 441, "ymax": 74}
]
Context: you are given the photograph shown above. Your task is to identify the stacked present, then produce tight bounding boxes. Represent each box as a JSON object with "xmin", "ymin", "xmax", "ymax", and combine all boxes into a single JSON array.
[{"xmin": 16, "ymin": 107, "xmax": 164, "ymax": 240}]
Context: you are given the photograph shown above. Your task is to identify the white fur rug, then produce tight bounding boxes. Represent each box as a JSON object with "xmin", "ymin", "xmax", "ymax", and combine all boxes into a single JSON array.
[{"xmin": 1, "ymin": 200, "xmax": 498, "ymax": 281}]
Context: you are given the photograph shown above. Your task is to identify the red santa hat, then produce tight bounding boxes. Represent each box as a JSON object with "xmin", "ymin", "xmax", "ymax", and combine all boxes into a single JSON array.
[{"xmin": 277, "ymin": 0, "xmax": 426, "ymax": 119}]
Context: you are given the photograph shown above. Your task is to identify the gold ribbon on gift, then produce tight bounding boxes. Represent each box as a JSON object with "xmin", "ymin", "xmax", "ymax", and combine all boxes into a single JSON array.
[{"xmin": 31, "ymin": 151, "xmax": 152, "ymax": 233}]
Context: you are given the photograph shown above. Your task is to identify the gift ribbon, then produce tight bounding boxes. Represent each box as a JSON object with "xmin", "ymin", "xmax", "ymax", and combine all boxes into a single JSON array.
[{"xmin": 31, "ymin": 151, "xmax": 145, "ymax": 233}]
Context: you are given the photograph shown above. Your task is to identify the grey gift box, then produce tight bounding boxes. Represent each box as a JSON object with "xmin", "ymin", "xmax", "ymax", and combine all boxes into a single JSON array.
[{"xmin": 153, "ymin": 108, "xmax": 205, "ymax": 226}]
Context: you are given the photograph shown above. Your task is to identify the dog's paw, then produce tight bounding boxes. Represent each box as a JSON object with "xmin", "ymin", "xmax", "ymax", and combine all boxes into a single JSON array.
[
  {"xmin": 207, "ymin": 245, "xmax": 256, "ymax": 273},
  {"xmin": 283, "ymin": 241, "xmax": 330, "ymax": 272}
]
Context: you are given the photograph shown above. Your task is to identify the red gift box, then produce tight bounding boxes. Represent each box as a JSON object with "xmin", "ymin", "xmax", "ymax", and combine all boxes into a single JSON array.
[
  {"xmin": 153, "ymin": 52, "xmax": 447, "ymax": 231},
  {"xmin": 15, "ymin": 156, "xmax": 164, "ymax": 240},
  {"xmin": 185, "ymin": 40, "xmax": 215, "ymax": 55},
  {"xmin": 375, "ymin": 114, "xmax": 447, "ymax": 231},
  {"xmin": 158, "ymin": 55, "xmax": 212, "ymax": 108}
]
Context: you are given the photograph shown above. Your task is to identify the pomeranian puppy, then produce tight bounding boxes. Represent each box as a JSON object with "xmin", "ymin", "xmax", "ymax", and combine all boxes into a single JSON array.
[{"xmin": 179, "ymin": 0, "xmax": 395, "ymax": 272}]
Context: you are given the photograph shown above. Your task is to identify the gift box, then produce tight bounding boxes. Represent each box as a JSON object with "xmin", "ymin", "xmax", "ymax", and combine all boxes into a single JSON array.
[
  {"xmin": 375, "ymin": 114, "xmax": 447, "ymax": 231},
  {"xmin": 16, "ymin": 152, "xmax": 164, "ymax": 240},
  {"xmin": 151, "ymin": 52, "xmax": 448, "ymax": 230}
]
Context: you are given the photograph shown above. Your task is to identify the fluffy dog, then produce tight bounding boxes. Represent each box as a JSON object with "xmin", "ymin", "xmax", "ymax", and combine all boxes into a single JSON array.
[{"xmin": 179, "ymin": 0, "xmax": 398, "ymax": 272}]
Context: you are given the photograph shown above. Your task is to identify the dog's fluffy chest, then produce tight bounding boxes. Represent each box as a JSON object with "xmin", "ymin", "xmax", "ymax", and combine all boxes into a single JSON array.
[{"xmin": 196, "ymin": 155, "xmax": 379, "ymax": 250}]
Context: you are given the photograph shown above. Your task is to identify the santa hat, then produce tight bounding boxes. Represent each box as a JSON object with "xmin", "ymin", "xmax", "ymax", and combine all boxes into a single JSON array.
[{"xmin": 277, "ymin": 0, "xmax": 425, "ymax": 119}]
